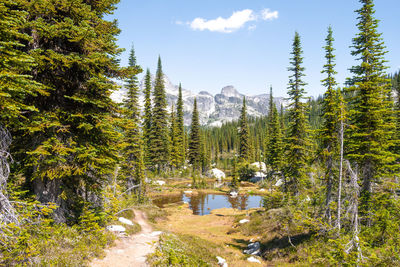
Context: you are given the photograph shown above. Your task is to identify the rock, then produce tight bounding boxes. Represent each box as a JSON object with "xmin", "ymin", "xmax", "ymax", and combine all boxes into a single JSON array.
[
  {"xmin": 260, "ymin": 189, "xmax": 265, "ymax": 192},
  {"xmin": 155, "ymin": 180, "xmax": 165, "ymax": 186},
  {"xmin": 247, "ymin": 256, "xmax": 261, "ymax": 263},
  {"xmin": 250, "ymin": 162, "xmax": 267, "ymax": 172},
  {"xmin": 216, "ymin": 256, "xmax": 228, "ymax": 267},
  {"xmin": 250, "ymin": 172, "xmax": 266, "ymax": 183},
  {"xmin": 210, "ymin": 168, "xmax": 226, "ymax": 181},
  {"xmin": 239, "ymin": 219, "xmax": 250, "ymax": 224},
  {"xmin": 229, "ymin": 191, "xmax": 238, "ymax": 198},
  {"xmin": 118, "ymin": 217, "xmax": 134, "ymax": 226},
  {"xmin": 274, "ymin": 179, "xmax": 284, "ymax": 187},
  {"xmin": 150, "ymin": 231, "xmax": 163, "ymax": 236},
  {"xmin": 106, "ymin": 225, "xmax": 126, "ymax": 232},
  {"xmin": 244, "ymin": 242, "xmax": 260, "ymax": 255},
  {"xmin": 184, "ymin": 190, "xmax": 193, "ymax": 194}
]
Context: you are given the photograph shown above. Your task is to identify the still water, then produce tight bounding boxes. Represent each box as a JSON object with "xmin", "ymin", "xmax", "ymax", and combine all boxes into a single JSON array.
[{"xmin": 153, "ymin": 192, "xmax": 264, "ymax": 215}]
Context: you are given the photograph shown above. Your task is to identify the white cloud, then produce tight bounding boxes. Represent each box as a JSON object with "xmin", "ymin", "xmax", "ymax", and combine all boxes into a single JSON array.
[
  {"xmin": 190, "ymin": 9, "xmax": 255, "ymax": 33},
  {"xmin": 175, "ymin": 20, "xmax": 183, "ymax": 25},
  {"xmin": 261, "ymin": 9, "xmax": 279, "ymax": 21},
  {"xmin": 187, "ymin": 8, "xmax": 278, "ymax": 33},
  {"xmin": 248, "ymin": 25, "xmax": 257, "ymax": 31}
]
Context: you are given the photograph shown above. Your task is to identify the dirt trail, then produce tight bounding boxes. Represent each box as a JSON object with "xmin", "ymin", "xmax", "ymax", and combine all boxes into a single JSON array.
[{"xmin": 91, "ymin": 210, "xmax": 160, "ymax": 267}]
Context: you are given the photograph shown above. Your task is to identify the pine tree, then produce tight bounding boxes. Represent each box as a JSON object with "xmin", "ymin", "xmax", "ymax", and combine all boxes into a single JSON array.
[
  {"xmin": 13, "ymin": 0, "xmax": 124, "ymax": 221},
  {"xmin": 0, "ymin": 0, "xmax": 44, "ymax": 224},
  {"xmin": 320, "ymin": 27, "xmax": 340, "ymax": 223},
  {"xmin": 238, "ymin": 97, "xmax": 251, "ymax": 162},
  {"xmin": 189, "ymin": 98, "xmax": 202, "ymax": 171},
  {"xmin": 267, "ymin": 104, "xmax": 284, "ymax": 173},
  {"xmin": 143, "ymin": 69, "xmax": 152, "ymax": 166},
  {"xmin": 120, "ymin": 45, "xmax": 143, "ymax": 191},
  {"xmin": 150, "ymin": 57, "xmax": 170, "ymax": 173},
  {"xmin": 169, "ymin": 104, "xmax": 179, "ymax": 169},
  {"xmin": 176, "ymin": 84, "xmax": 186, "ymax": 167},
  {"xmin": 285, "ymin": 32, "xmax": 311, "ymax": 194},
  {"xmin": 0, "ymin": 0, "xmax": 43, "ymax": 127},
  {"xmin": 346, "ymin": 0, "xmax": 397, "ymax": 218}
]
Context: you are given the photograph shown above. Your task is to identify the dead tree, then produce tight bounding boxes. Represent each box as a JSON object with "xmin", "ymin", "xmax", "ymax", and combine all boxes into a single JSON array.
[
  {"xmin": 0, "ymin": 126, "xmax": 18, "ymax": 228},
  {"xmin": 344, "ymin": 160, "xmax": 363, "ymax": 264}
]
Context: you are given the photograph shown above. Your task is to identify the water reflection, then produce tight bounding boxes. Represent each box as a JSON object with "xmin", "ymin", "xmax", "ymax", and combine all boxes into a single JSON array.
[{"xmin": 153, "ymin": 192, "xmax": 263, "ymax": 215}]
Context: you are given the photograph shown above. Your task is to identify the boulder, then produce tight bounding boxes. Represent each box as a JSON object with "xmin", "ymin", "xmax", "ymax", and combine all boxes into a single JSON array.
[
  {"xmin": 244, "ymin": 242, "xmax": 260, "ymax": 256},
  {"xmin": 239, "ymin": 219, "xmax": 250, "ymax": 224},
  {"xmin": 210, "ymin": 168, "xmax": 226, "ymax": 181},
  {"xmin": 274, "ymin": 179, "xmax": 284, "ymax": 187},
  {"xmin": 155, "ymin": 180, "xmax": 165, "ymax": 186},
  {"xmin": 229, "ymin": 191, "xmax": 238, "ymax": 198},
  {"xmin": 118, "ymin": 217, "xmax": 134, "ymax": 226},
  {"xmin": 250, "ymin": 172, "xmax": 267, "ymax": 183},
  {"xmin": 106, "ymin": 225, "xmax": 126, "ymax": 232},
  {"xmin": 247, "ymin": 256, "xmax": 261, "ymax": 263},
  {"xmin": 250, "ymin": 162, "xmax": 267, "ymax": 172},
  {"xmin": 216, "ymin": 256, "xmax": 228, "ymax": 267}
]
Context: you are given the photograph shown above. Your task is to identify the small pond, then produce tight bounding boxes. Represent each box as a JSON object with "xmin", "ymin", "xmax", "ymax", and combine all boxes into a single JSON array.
[{"xmin": 153, "ymin": 192, "xmax": 264, "ymax": 215}]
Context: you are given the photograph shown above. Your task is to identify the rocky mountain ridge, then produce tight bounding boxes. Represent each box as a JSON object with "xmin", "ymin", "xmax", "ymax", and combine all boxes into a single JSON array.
[{"xmin": 112, "ymin": 75, "xmax": 287, "ymax": 126}]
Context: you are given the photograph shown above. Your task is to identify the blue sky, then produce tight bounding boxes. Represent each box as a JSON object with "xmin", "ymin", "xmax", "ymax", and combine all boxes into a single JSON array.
[{"xmin": 108, "ymin": 0, "xmax": 400, "ymax": 97}]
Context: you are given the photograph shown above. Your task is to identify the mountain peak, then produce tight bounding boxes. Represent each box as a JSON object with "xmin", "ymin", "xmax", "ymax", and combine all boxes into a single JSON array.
[{"xmin": 221, "ymin": 86, "xmax": 241, "ymax": 98}]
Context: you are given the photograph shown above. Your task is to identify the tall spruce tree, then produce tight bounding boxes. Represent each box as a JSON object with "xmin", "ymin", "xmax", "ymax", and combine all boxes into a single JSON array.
[
  {"xmin": 285, "ymin": 32, "xmax": 311, "ymax": 194},
  {"xmin": 143, "ymin": 69, "xmax": 152, "ymax": 166},
  {"xmin": 267, "ymin": 103, "xmax": 284, "ymax": 173},
  {"xmin": 176, "ymin": 84, "xmax": 186, "ymax": 167},
  {"xmin": 120, "ymin": 45, "xmax": 143, "ymax": 191},
  {"xmin": 320, "ymin": 27, "xmax": 340, "ymax": 223},
  {"xmin": 0, "ymin": 0, "xmax": 43, "ymax": 223},
  {"xmin": 14, "ymin": 0, "xmax": 124, "ymax": 222},
  {"xmin": 239, "ymin": 97, "xmax": 251, "ymax": 162},
  {"xmin": 189, "ymin": 98, "xmax": 201, "ymax": 171},
  {"xmin": 169, "ymin": 104, "xmax": 179, "ymax": 169},
  {"xmin": 150, "ymin": 57, "xmax": 170, "ymax": 173},
  {"xmin": 346, "ymin": 0, "xmax": 396, "ymax": 217}
]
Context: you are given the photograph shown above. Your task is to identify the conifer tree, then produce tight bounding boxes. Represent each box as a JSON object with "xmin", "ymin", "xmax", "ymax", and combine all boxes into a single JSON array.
[
  {"xmin": 150, "ymin": 57, "xmax": 170, "ymax": 173},
  {"xmin": 285, "ymin": 32, "xmax": 311, "ymax": 194},
  {"xmin": 238, "ymin": 97, "xmax": 251, "ymax": 162},
  {"xmin": 0, "ymin": 0, "xmax": 43, "ymax": 223},
  {"xmin": 169, "ymin": 105, "xmax": 179, "ymax": 169},
  {"xmin": 267, "ymin": 104, "xmax": 284, "ymax": 173},
  {"xmin": 189, "ymin": 98, "xmax": 201, "ymax": 171},
  {"xmin": 346, "ymin": 0, "xmax": 396, "ymax": 217},
  {"xmin": 176, "ymin": 84, "xmax": 186, "ymax": 167},
  {"xmin": 320, "ymin": 27, "xmax": 340, "ymax": 223},
  {"xmin": 143, "ymin": 69, "xmax": 152, "ymax": 166},
  {"xmin": 13, "ymin": 0, "xmax": 124, "ymax": 221},
  {"xmin": 120, "ymin": 45, "xmax": 143, "ymax": 190}
]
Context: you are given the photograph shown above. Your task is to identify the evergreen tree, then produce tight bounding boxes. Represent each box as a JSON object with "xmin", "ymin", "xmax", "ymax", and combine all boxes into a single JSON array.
[
  {"xmin": 176, "ymin": 84, "xmax": 186, "ymax": 167},
  {"xmin": 285, "ymin": 32, "xmax": 311, "ymax": 194},
  {"xmin": 346, "ymin": 0, "xmax": 396, "ymax": 217},
  {"xmin": 238, "ymin": 97, "xmax": 251, "ymax": 162},
  {"xmin": 267, "ymin": 104, "xmax": 284, "ymax": 173},
  {"xmin": 13, "ymin": 0, "xmax": 124, "ymax": 222},
  {"xmin": 169, "ymin": 104, "xmax": 179, "ymax": 169},
  {"xmin": 188, "ymin": 98, "xmax": 201, "ymax": 171},
  {"xmin": 150, "ymin": 57, "xmax": 170, "ymax": 173},
  {"xmin": 0, "ymin": 0, "xmax": 42, "ymax": 127},
  {"xmin": 120, "ymin": 45, "xmax": 143, "ymax": 191},
  {"xmin": 143, "ymin": 69, "xmax": 152, "ymax": 166},
  {"xmin": 320, "ymin": 27, "xmax": 340, "ymax": 223}
]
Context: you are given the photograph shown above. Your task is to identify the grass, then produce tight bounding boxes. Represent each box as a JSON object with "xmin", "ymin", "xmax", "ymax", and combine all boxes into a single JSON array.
[{"xmin": 147, "ymin": 233, "xmax": 219, "ymax": 266}]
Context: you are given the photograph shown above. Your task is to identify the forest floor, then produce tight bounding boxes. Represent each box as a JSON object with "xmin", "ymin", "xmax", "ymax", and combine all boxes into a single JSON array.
[
  {"xmin": 155, "ymin": 202, "xmax": 266, "ymax": 266},
  {"xmin": 91, "ymin": 210, "xmax": 161, "ymax": 267}
]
